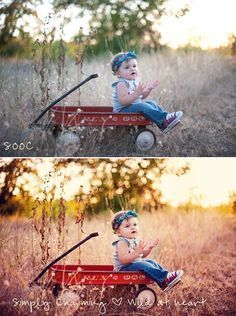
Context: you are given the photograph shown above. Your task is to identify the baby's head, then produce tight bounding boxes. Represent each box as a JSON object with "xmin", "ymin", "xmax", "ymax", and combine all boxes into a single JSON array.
[
  {"xmin": 111, "ymin": 51, "xmax": 138, "ymax": 80},
  {"xmin": 112, "ymin": 210, "xmax": 139, "ymax": 239}
]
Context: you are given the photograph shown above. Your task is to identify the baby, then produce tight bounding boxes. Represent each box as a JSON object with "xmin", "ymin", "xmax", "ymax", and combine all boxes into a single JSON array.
[
  {"xmin": 112, "ymin": 210, "xmax": 183, "ymax": 292},
  {"xmin": 111, "ymin": 51, "xmax": 183, "ymax": 133}
]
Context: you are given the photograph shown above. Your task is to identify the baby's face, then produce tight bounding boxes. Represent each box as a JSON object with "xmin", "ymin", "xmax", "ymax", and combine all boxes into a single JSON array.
[
  {"xmin": 117, "ymin": 217, "xmax": 139, "ymax": 239},
  {"xmin": 116, "ymin": 58, "xmax": 138, "ymax": 80}
]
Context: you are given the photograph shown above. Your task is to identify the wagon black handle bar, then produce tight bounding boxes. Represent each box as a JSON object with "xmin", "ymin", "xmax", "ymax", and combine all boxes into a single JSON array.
[
  {"xmin": 30, "ymin": 232, "xmax": 99, "ymax": 286},
  {"xmin": 29, "ymin": 73, "xmax": 98, "ymax": 127}
]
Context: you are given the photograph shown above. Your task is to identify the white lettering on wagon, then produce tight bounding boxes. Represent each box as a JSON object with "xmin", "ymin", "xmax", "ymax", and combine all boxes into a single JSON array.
[
  {"xmin": 80, "ymin": 273, "xmax": 147, "ymax": 283},
  {"xmin": 83, "ymin": 275, "xmax": 97, "ymax": 281},
  {"xmin": 123, "ymin": 116, "xmax": 131, "ymax": 122},
  {"xmin": 101, "ymin": 274, "xmax": 118, "ymax": 281},
  {"xmin": 122, "ymin": 116, "xmax": 145, "ymax": 122},
  {"xmin": 123, "ymin": 274, "xmax": 147, "ymax": 280},
  {"xmin": 83, "ymin": 117, "xmax": 97, "ymax": 122},
  {"xmin": 100, "ymin": 116, "xmax": 118, "ymax": 122},
  {"xmin": 81, "ymin": 274, "xmax": 116, "ymax": 283},
  {"xmin": 101, "ymin": 116, "xmax": 108, "ymax": 122}
]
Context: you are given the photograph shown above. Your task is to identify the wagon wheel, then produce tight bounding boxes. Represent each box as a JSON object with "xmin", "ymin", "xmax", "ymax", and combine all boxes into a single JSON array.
[
  {"xmin": 58, "ymin": 288, "xmax": 80, "ymax": 301},
  {"xmin": 51, "ymin": 283, "xmax": 62, "ymax": 297},
  {"xmin": 51, "ymin": 124, "xmax": 62, "ymax": 138},
  {"xmin": 134, "ymin": 286, "xmax": 157, "ymax": 311},
  {"xmin": 134, "ymin": 128, "xmax": 156, "ymax": 151},
  {"xmin": 55, "ymin": 130, "xmax": 81, "ymax": 156}
]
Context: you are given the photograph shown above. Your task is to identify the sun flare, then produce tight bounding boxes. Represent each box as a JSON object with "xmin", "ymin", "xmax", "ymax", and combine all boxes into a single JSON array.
[{"xmin": 159, "ymin": 0, "xmax": 236, "ymax": 49}]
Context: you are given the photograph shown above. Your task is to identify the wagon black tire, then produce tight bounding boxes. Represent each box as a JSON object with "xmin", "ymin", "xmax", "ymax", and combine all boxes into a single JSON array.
[
  {"xmin": 51, "ymin": 284, "xmax": 62, "ymax": 297},
  {"xmin": 134, "ymin": 128, "xmax": 156, "ymax": 151},
  {"xmin": 134, "ymin": 286, "xmax": 157, "ymax": 311}
]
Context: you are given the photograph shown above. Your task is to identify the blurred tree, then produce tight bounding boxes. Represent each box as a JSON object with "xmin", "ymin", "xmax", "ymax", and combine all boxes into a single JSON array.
[
  {"xmin": 228, "ymin": 34, "xmax": 236, "ymax": 55},
  {"xmin": 56, "ymin": 158, "xmax": 189, "ymax": 214},
  {"xmin": 0, "ymin": 158, "xmax": 189, "ymax": 217},
  {"xmin": 0, "ymin": 158, "xmax": 37, "ymax": 215},
  {"xmin": 53, "ymin": 0, "xmax": 188, "ymax": 55},
  {"xmin": 0, "ymin": 0, "xmax": 41, "ymax": 57},
  {"xmin": 229, "ymin": 192, "xmax": 236, "ymax": 214}
]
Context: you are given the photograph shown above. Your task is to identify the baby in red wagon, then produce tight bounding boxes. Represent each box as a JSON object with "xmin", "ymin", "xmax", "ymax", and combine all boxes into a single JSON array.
[
  {"xmin": 111, "ymin": 51, "xmax": 183, "ymax": 133},
  {"xmin": 112, "ymin": 210, "xmax": 183, "ymax": 292}
]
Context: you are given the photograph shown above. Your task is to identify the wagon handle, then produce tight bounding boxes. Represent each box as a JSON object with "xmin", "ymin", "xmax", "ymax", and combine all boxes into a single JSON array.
[
  {"xmin": 29, "ymin": 73, "xmax": 98, "ymax": 127},
  {"xmin": 30, "ymin": 232, "xmax": 99, "ymax": 286}
]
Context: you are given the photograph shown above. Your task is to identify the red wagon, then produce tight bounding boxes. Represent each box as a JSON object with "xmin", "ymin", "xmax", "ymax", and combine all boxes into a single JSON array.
[
  {"xmin": 31, "ymin": 74, "xmax": 157, "ymax": 151},
  {"xmin": 31, "ymin": 233, "xmax": 158, "ymax": 312},
  {"xmin": 48, "ymin": 263, "xmax": 157, "ymax": 311},
  {"xmin": 49, "ymin": 105, "xmax": 156, "ymax": 151}
]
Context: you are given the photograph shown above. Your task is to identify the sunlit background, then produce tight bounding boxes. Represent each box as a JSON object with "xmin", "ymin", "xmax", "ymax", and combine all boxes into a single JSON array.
[
  {"xmin": 159, "ymin": 0, "xmax": 236, "ymax": 49},
  {"xmin": 19, "ymin": 158, "xmax": 236, "ymax": 208},
  {"xmin": 159, "ymin": 158, "xmax": 236, "ymax": 207},
  {"xmin": 34, "ymin": 0, "xmax": 236, "ymax": 49}
]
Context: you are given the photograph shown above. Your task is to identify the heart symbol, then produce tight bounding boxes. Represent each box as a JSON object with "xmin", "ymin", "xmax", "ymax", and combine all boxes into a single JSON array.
[{"xmin": 112, "ymin": 297, "xmax": 123, "ymax": 306}]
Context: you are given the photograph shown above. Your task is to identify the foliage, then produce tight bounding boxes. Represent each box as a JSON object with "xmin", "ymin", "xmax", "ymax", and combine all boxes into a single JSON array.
[
  {"xmin": 0, "ymin": 158, "xmax": 189, "ymax": 216},
  {"xmin": 54, "ymin": 0, "xmax": 170, "ymax": 55},
  {"xmin": 0, "ymin": 158, "xmax": 38, "ymax": 215},
  {"xmin": 229, "ymin": 192, "xmax": 236, "ymax": 214},
  {"xmin": 228, "ymin": 34, "xmax": 236, "ymax": 55},
  {"xmin": 56, "ymin": 158, "xmax": 169, "ymax": 213},
  {"xmin": 0, "ymin": 0, "xmax": 41, "ymax": 57}
]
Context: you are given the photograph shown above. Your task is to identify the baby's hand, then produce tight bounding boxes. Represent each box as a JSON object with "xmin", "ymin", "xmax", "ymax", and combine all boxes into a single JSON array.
[
  {"xmin": 135, "ymin": 240, "xmax": 147, "ymax": 255},
  {"xmin": 146, "ymin": 80, "xmax": 159, "ymax": 90},
  {"xmin": 147, "ymin": 238, "xmax": 159, "ymax": 249},
  {"xmin": 134, "ymin": 81, "xmax": 147, "ymax": 96}
]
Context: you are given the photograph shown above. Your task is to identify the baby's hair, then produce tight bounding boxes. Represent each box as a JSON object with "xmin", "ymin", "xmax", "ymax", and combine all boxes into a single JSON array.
[
  {"xmin": 111, "ymin": 52, "xmax": 126, "ymax": 74},
  {"xmin": 111, "ymin": 51, "xmax": 137, "ymax": 74},
  {"xmin": 112, "ymin": 209, "xmax": 138, "ymax": 232}
]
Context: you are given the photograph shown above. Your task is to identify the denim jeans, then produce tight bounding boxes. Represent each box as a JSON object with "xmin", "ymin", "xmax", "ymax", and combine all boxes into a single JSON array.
[
  {"xmin": 120, "ymin": 100, "xmax": 168, "ymax": 128},
  {"xmin": 120, "ymin": 259, "xmax": 168, "ymax": 286}
]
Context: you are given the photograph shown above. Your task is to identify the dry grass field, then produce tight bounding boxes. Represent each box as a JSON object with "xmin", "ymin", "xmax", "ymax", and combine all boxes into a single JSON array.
[
  {"xmin": 0, "ymin": 50, "xmax": 235, "ymax": 157},
  {"xmin": 0, "ymin": 209, "xmax": 235, "ymax": 315}
]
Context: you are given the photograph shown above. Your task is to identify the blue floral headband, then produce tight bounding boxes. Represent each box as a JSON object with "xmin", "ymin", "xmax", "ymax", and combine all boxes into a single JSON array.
[
  {"xmin": 111, "ymin": 51, "xmax": 137, "ymax": 74},
  {"xmin": 112, "ymin": 210, "xmax": 138, "ymax": 231}
]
